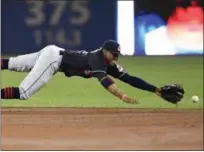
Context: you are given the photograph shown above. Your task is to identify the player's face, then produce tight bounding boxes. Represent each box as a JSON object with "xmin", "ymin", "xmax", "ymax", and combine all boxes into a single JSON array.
[{"xmin": 105, "ymin": 51, "xmax": 118, "ymax": 62}]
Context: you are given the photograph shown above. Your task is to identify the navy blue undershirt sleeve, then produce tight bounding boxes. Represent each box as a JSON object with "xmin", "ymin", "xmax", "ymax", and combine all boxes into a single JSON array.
[
  {"xmin": 118, "ymin": 73, "xmax": 157, "ymax": 93},
  {"xmin": 100, "ymin": 76, "xmax": 114, "ymax": 88}
]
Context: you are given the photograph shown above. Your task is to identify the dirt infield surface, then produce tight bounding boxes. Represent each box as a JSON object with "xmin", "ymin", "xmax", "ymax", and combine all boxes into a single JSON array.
[{"xmin": 1, "ymin": 107, "xmax": 203, "ymax": 150}]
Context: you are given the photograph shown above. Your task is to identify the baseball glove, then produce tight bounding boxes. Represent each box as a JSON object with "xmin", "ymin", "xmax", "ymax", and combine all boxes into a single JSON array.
[{"xmin": 160, "ymin": 84, "xmax": 185, "ymax": 104}]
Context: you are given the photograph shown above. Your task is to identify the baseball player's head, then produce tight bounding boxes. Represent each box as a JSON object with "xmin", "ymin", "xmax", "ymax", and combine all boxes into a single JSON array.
[{"xmin": 102, "ymin": 40, "xmax": 121, "ymax": 62}]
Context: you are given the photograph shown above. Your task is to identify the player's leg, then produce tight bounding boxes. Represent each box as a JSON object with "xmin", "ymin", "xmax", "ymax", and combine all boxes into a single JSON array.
[
  {"xmin": 1, "ymin": 45, "xmax": 64, "ymax": 99},
  {"xmin": 1, "ymin": 45, "xmax": 57, "ymax": 72},
  {"xmin": 1, "ymin": 52, "xmax": 39, "ymax": 71}
]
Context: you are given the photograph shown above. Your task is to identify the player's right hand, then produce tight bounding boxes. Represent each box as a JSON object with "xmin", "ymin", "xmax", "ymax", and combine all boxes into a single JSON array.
[{"xmin": 121, "ymin": 95, "xmax": 139, "ymax": 104}]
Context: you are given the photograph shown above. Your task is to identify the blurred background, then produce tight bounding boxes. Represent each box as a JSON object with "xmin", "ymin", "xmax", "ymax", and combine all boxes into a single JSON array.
[
  {"xmin": 2, "ymin": 0, "xmax": 116, "ymax": 54},
  {"xmin": 2, "ymin": 0, "xmax": 203, "ymax": 55},
  {"xmin": 133, "ymin": 0, "xmax": 203, "ymax": 55}
]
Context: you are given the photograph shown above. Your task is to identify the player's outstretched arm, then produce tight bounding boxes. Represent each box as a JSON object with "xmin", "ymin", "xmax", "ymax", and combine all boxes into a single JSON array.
[
  {"xmin": 118, "ymin": 73, "xmax": 185, "ymax": 104},
  {"xmin": 106, "ymin": 63, "xmax": 161, "ymax": 96},
  {"xmin": 118, "ymin": 73, "xmax": 160, "ymax": 94},
  {"xmin": 100, "ymin": 76, "xmax": 139, "ymax": 104}
]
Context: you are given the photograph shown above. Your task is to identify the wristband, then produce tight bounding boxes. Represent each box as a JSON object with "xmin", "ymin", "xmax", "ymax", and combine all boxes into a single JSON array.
[{"xmin": 100, "ymin": 76, "xmax": 114, "ymax": 88}]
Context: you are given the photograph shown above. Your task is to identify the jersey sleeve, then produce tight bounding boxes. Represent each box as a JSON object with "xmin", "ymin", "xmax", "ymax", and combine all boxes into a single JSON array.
[
  {"xmin": 91, "ymin": 69, "xmax": 107, "ymax": 80},
  {"xmin": 107, "ymin": 62, "xmax": 126, "ymax": 78},
  {"xmin": 89, "ymin": 59, "xmax": 107, "ymax": 80}
]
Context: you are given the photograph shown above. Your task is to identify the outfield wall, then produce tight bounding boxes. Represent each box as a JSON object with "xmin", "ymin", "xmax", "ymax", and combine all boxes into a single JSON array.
[
  {"xmin": 2, "ymin": 0, "xmax": 203, "ymax": 55},
  {"xmin": 2, "ymin": 0, "xmax": 116, "ymax": 54}
]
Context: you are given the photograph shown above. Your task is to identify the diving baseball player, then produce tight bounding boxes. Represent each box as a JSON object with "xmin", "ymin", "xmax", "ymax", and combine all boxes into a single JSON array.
[{"xmin": 1, "ymin": 40, "xmax": 184, "ymax": 104}]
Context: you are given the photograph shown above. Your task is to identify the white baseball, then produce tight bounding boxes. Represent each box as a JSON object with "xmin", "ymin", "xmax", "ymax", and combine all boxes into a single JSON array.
[{"xmin": 192, "ymin": 95, "xmax": 199, "ymax": 103}]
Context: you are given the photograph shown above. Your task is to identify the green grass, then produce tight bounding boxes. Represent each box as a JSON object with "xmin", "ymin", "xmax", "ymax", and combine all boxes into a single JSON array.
[{"xmin": 1, "ymin": 56, "xmax": 203, "ymax": 109}]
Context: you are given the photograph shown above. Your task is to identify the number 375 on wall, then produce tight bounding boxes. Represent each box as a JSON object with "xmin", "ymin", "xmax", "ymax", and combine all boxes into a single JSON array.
[
  {"xmin": 24, "ymin": 1, "xmax": 91, "ymax": 47},
  {"xmin": 25, "ymin": 1, "xmax": 91, "ymax": 26}
]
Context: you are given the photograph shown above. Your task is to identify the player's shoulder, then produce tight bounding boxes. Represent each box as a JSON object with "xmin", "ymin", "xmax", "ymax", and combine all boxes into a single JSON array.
[
  {"xmin": 89, "ymin": 48, "xmax": 104, "ymax": 59},
  {"xmin": 89, "ymin": 48, "xmax": 102, "ymax": 54},
  {"xmin": 106, "ymin": 61, "xmax": 126, "ymax": 78},
  {"xmin": 111, "ymin": 61, "xmax": 126, "ymax": 72},
  {"xmin": 110, "ymin": 61, "xmax": 121, "ymax": 67}
]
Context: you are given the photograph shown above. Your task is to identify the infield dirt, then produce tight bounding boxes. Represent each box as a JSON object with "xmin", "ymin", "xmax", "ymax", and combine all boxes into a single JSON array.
[{"xmin": 1, "ymin": 107, "xmax": 203, "ymax": 150}]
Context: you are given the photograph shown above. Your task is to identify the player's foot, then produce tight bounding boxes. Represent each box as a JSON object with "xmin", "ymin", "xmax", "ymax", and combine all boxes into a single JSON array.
[{"xmin": 1, "ymin": 58, "xmax": 9, "ymax": 70}]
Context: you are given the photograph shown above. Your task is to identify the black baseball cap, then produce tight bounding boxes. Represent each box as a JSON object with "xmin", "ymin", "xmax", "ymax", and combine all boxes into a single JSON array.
[{"xmin": 102, "ymin": 40, "xmax": 121, "ymax": 57}]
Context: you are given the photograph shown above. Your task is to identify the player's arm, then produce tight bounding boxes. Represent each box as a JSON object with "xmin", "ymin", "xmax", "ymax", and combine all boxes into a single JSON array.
[
  {"xmin": 99, "ymin": 76, "xmax": 139, "ymax": 104},
  {"xmin": 91, "ymin": 69, "xmax": 139, "ymax": 104},
  {"xmin": 90, "ymin": 60, "xmax": 138, "ymax": 104},
  {"xmin": 118, "ymin": 73, "xmax": 161, "ymax": 95},
  {"xmin": 107, "ymin": 62, "xmax": 161, "ymax": 95}
]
